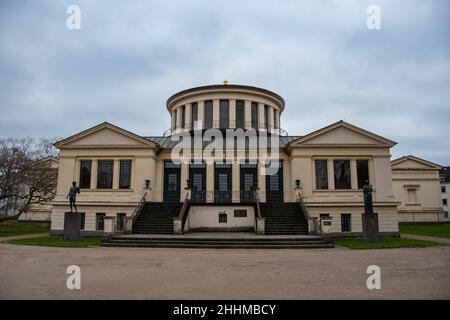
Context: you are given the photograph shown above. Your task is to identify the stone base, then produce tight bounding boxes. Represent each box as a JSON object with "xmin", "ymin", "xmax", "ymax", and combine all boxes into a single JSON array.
[
  {"xmin": 63, "ymin": 212, "xmax": 82, "ymax": 241},
  {"xmin": 361, "ymin": 213, "xmax": 380, "ymax": 242}
]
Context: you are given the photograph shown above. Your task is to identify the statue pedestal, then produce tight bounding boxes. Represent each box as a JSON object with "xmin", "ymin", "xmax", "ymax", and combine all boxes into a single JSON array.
[
  {"xmin": 361, "ymin": 213, "xmax": 380, "ymax": 242},
  {"xmin": 63, "ymin": 212, "xmax": 82, "ymax": 241}
]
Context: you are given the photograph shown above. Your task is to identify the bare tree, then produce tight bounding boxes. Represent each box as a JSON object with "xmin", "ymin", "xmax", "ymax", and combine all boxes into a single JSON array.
[{"xmin": 0, "ymin": 137, "xmax": 59, "ymax": 222}]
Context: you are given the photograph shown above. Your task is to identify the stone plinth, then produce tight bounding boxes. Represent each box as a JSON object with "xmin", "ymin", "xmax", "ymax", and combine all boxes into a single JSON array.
[
  {"xmin": 63, "ymin": 212, "xmax": 82, "ymax": 241},
  {"xmin": 362, "ymin": 213, "xmax": 380, "ymax": 242}
]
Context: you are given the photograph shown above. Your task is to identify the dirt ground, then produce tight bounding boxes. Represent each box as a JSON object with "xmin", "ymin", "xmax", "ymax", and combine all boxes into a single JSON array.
[{"xmin": 1, "ymin": 242, "xmax": 449, "ymax": 299}]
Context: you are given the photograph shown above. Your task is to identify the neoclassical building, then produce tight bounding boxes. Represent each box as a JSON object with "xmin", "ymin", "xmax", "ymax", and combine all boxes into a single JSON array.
[
  {"xmin": 50, "ymin": 84, "xmax": 400, "ymax": 237},
  {"xmin": 391, "ymin": 155, "xmax": 445, "ymax": 222}
]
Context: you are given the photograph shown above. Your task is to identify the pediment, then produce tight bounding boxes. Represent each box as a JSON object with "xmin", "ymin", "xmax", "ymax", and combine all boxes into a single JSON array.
[
  {"xmin": 392, "ymin": 156, "xmax": 441, "ymax": 170},
  {"xmin": 288, "ymin": 121, "xmax": 396, "ymax": 147},
  {"xmin": 55, "ymin": 122, "xmax": 156, "ymax": 149}
]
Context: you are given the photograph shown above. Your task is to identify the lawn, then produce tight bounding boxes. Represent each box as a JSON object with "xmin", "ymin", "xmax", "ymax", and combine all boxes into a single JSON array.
[
  {"xmin": 0, "ymin": 219, "xmax": 49, "ymax": 237},
  {"xmin": 335, "ymin": 237, "xmax": 444, "ymax": 249},
  {"xmin": 399, "ymin": 224, "xmax": 450, "ymax": 239},
  {"xmin": 7, "ymin": 236, "xmax": 102, "ymax": 248}
]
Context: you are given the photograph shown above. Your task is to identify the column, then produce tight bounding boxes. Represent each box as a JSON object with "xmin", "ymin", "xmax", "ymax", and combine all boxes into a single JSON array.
[
  {"xmin": 206, "ymin": 162, "xmax": 214, "ymax": 203},
  {"xmin": 176, "ymin": 107, "xmax": 182, "ymax": 132},
  {"xmin": 180, "ymin": 162, "xmax": 189, "ymax": 200},
  {"xmin": 258, "ymin": 103, "xmax": 265, "ymax": 130},
  {"xmin": 213, "ymin": 99, "xmax": 220, "ymax": 129},
  {"xmin": 91, "ymin": 159, "xmax": 98, "ymax": 189},
  {"xmin": 258, "ymin": 160, "xmax": 266, "ymax": 202},
  {"xmin": 328, "ymin": 159, "xmax": 335, "ymax": 190},
  {"xmin": 350, "ymin": 159, "xmax": 358, "ymax": 190},
  {"xmin": 283, "ymin": 160, "xmax": 293, "ymax": 201},
  {"xmin": 232, "ymin": 161, "xmax": 240, "ymax": 203},
  {"xmin": 197, "ymin": 100, "xmax": 204, "ymax": 130},
  {"xmin": 112, "ymin": 159, "xmax": 120, "ymax": 189},
  {"xmin": 268, "ymin": 106, "xmax": 275, "ymax": 133},
  {"xmin": 185, "ymin": 103, "xmax": 192, "ymax": 130},
  {"xmin": 229, "ymin": 99, "xmax": 236, "ymax": 129},
  {"xmin": 154, "ymin": 160, "xmax": 163, "ymax": 202},
  {"xmin": 171, "ymin": 110, "xmax": 176, "ymax": 131},
  {"xmin": 244, "ymin": 100, "xmax": 252, "ymax": 129}
]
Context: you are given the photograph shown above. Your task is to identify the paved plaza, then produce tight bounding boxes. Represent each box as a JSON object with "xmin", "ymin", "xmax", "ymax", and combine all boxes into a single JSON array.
[{"xmin": 1, "ymin": 240, "xmax": 449, "ymax": 299}]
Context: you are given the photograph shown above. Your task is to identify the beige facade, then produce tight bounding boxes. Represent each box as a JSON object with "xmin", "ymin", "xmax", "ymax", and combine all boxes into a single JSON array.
[
  {"xmin": 392, "ymin": 155, "xmax": 445, "ymax": 222},
  {"xmin": 50, "ymin": 84, "xmax": 401, "ymax": 237}
]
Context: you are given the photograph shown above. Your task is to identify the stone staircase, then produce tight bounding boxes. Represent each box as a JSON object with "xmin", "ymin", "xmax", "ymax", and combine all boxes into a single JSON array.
[
  {"xmin": 131, "ymin": 202, "xmax": 182, "ymax": 234},
  {"xmin": 102, "ymin": 234, "xmax": 333, "ymax": 249},
  {"xmin": 260, "ymin": 202, "xmax": 309, "ymax": 235}
]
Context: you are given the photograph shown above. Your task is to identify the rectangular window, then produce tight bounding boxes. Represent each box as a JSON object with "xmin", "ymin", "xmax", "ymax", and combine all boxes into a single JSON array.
[
  {"xmin": 264, "ymin": 105, "xmax": 269, "ymax": 129},
  {"xmin": 236, "ymin": 100, "xmax": 245, "ymax": 128},
  {"xmin": 444, "ymin": 199, "xmax": 448, "ymax": 206},
  {"xmin": 357, "ymin": 160, "xmax": 369, "ymax": 189},
  {"xmin": 219, "ymin": 100, "xmax": 229, "ymax": 128},
  {"xmin": 251, "ymin": 102, "xmax": 258, "ymax": 129},
  {"xmin": 191, "ymin": 102, "xmax": 198, "ymax": 129},
  {"xmin": 315, "ymin": 160, "xmax": 328, "ymax": 190},
  {"xmin": 445, "ymin": 211, "xmax": 449, "ymax": 219},
  {"xmin": 219, "ymin": 213, "xmax": 227, "ymax": 223},
  {"xmin": 273, "ymin": 109, "xmax": 277, "ymax": 129},
  {"xmin": 234, "ymin": 210, "xmax": 247, "ymax": 217},
  {"xmin": 97, "ymin": 160, "xmax": 113, "ymax": 189},
  {"xmin": 442, "ymin": 186, "xmax": 446, "ymax": 193},
  {"xmin": 181, "ymin": 105, "xmax": 185, "ymax": 129},
  {"xmin": 205, "ymin": 100, "xmax": 213, "ymax": 129},
  {"xmin": 334, "ymin": 160, "xmax": 351, "ymax": 189},
  {"xmin": 173, "ymin": 111, "xmax": 177, "ymax": 130},
  {"xmin": 341, "ymin": 214, "xmax": 351, "ymax": 232},
  {"xmin": 79, "ymin": 160, "xmax": 92, "ymax": 189},
  {"xmin": 119, "ymin": 160, "xmax": 132, "ymax": 189},
  {"xmin": 80, "ymin": 212, "xmax": 85, "ymax": 230},
  {"xmin": 96, "ymin": 213, "xmax": 105, "ymax": 231}
]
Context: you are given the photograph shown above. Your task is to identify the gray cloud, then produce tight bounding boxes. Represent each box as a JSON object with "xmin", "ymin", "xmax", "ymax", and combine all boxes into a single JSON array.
[{"xmin": 0, "ymin": 0, "xmax": 449, "ymax": 164}]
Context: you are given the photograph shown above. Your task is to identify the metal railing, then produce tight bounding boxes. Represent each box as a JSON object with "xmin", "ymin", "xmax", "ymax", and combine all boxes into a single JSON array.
[
  {"xmin": 254, "ymin": 189, "xmax": 262, "ymax": 219},
  {"xmin": 177, "ymin": 190, "xmax": 191, "ymax": 232},
  {"xmin": 131, "ymin": 191, "xmax": 148, "ymax": 224},
  {"xmin": 190, "ymin": 190, "xmax": 256, "ymax": 204},
  {"xmin": 297, "ymin": 192, "xmax": 318, "ymax": 234}
]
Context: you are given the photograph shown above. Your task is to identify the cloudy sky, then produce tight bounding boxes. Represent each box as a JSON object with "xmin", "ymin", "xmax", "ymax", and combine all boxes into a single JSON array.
[{"xmin": 0, "ymin": 0, "xmax": 449, "ymax": 164}]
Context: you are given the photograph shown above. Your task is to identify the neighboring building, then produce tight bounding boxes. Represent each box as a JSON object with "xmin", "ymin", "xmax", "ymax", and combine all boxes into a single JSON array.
[
  {"xmin": 18, "ymin": 157, "xmax": 59, "ymax": 222},
  {"xmin": 392, "ymin": 155, "xmax": 445, "ymax": 222},
  {"xmin": 50, "ymin": 84, "xmax": 400, "ymax": 237},
  {"xmin": 440, "ymin": 166, "xmax": 450, "ymax": 220}
]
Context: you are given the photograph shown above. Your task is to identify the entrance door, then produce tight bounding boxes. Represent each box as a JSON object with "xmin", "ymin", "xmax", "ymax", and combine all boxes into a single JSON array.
[
  {"xmin": 266, "ymin": 161, "xmax": 284, "ymax": 203},
  {"xmin": 189, "ymin": 163, "xmax": 206, "ymax": 203},
  {"xmin": 163, "ymin": 162, "xmax": 181, "ymax": 202},
  {"xmin": 240, "ymin": 163, "xmax": 258, "ymax": 203},
  {"xmin": 215, "ymin": 164, "xmax": 232, "ymax": 203}
]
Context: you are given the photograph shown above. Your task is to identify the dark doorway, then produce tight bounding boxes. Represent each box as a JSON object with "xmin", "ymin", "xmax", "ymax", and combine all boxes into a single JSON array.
[
  {"xmin": 215, "ymin": 163, "xmax": 232, "ymax": 203},
  {"xmin": 266, "ymin": 161, "xmax": 284, "ymax": 203},
  {"xmin": 240, "ymin": 163, "xmax": 258, "ymax": 203},
  {"xmin": 190, "ymin": 162, "xmax": 206, "ymax": 203},
  {"xmin": 163, "ymin": 162, "xmax": 181, "ymax": 202}
]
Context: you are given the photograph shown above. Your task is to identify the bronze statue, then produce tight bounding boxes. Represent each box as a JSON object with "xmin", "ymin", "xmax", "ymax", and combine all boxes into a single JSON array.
[
  {"xmin": 363, "ymin": 180, "xmax": 373, "ymax": 214},
  {"xmin": 67, "ymin": 181, "xmax": 80, "ymax": 213}
]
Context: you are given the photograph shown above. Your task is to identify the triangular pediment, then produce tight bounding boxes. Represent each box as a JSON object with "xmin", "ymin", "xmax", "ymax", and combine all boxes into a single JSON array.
[
  {"xmin": 288, "ymin": 121, "xmax": 396, "ymax": 148},
  {"xmin": 392, "ymin": 155, "xmax": 441, "ymax": 170},
  {"xmin": 55, "ymin": 122, "xmax": 156, "ymax": 149}
]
